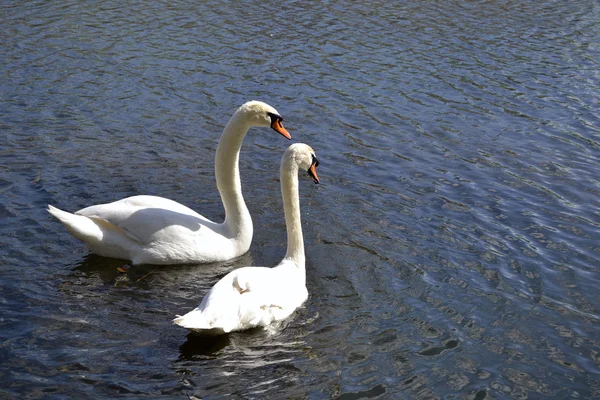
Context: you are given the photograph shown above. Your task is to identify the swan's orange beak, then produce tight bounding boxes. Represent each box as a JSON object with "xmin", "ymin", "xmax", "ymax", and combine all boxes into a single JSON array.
[
  {"xmin": 271, "ymin": 118, "xmax": 291, "ymax": 139},
  {"xmin": 308, "ymin": 162, "xmax": 320, "ymax": 184}
]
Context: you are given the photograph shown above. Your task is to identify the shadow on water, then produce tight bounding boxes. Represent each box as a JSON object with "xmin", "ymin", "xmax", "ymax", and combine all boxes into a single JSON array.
[
  {"xmin": 178, "ymin": 333, "xmax": 232, "ymax": 359},
  {"xmin": 64, "ymin": 253, "xmax": 165, "ymax": 290},
  {"xmin": 67, "ymin": 252, "xmax": 256, "ymax": 287},
  {"xmin": 71, "ymin": 253, "xmax": 131, "ymax": 283},
  {"xmin": 177, "ymin": 322, "xmax": 299, "ymax": 360}
]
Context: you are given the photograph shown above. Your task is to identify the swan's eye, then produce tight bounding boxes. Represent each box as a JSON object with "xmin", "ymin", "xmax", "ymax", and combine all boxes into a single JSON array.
[
  {"xmin": 311, "ymin": 154, "xmax": 320, "ymax": 167},
  {"xmin": 267, "ymin": 112, "xmax": 282, "ymax": 123}
]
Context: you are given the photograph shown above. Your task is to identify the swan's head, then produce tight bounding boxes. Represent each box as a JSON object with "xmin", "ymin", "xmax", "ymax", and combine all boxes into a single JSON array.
[
  {"xmin": 238, "ymin": 100, "xmax": 291, "ymax": 140},
  {"xmin": 284, "ymin": 143, "xmax": 320, "ymax": 184}
]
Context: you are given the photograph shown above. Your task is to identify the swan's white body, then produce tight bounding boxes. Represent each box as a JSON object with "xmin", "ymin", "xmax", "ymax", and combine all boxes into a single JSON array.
[
  {"xmin": 173, "ymin": 143, "xmax": 320, "ymax": 335},
  {"xmin": 47, "ymin": 101, "xmax": 290, "ymax": 265}
]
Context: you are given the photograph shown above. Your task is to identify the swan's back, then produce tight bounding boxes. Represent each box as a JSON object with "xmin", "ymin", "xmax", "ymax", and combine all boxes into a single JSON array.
[
  {"xmin": 77, "ymin": 195, "xmax": 205, "ymax": 219},
  {"xmin": 173, "ymin": 264, "xmax": 308, "ymax": 334},
  {"xmin": 49, "ymin": 195, "xmax": 236, "ymax": 264}
]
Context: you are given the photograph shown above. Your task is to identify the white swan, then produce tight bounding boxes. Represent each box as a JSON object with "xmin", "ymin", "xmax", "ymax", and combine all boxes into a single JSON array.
[
  {"xmin": 173, "ymin": 143, "xmax": 320, "ymax": 335},
  {"xmin": 47, "ymin": 101, "xmax": 291, "ymax": 265}
]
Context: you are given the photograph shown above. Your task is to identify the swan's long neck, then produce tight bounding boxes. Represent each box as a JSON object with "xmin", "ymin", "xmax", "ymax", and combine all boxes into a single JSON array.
[
  {"xmin": 280, "ymin": 158, "xmax": 305, "ymax": 267},
  {"xmin": 215, "ymin": 112, "xmax": 252, "ymax": 240}
]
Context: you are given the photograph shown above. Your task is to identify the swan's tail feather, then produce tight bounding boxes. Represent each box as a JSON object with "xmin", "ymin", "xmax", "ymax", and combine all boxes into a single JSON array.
[
  {"xmin": 172, "ymin": 315, "xmax": 188, "ymax": 326},
  {"xmin": 47, "ymin": 205, "xmax": 103, "ymax": 243},
  {"xmin": 173, "ymin": 310, "xmax": 207, "ymax": 328},
  {"xmin": 173, "ymin": 310, "xmax": 228, "ymax": 335}
]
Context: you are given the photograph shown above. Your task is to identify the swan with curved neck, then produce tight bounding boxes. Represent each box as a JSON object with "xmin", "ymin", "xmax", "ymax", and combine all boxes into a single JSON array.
[
  {"xmin": 47, "ymin": 101, "xmax": 290, "ymax": 265},
  {"xmin": 173, "ymin": 143, "xmax": 320, "ymax": 335}
]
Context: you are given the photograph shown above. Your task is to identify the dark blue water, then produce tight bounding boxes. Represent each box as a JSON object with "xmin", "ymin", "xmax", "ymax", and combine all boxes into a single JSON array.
[{"xmin": 2, "ymin": 0, "xmax": 600, "ymax": 398}]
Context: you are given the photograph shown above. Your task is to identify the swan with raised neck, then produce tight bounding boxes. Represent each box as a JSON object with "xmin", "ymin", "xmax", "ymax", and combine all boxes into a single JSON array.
[
  {"xmin": 173, "ymin": 143, "xmax": 320, "ymax": 334},
  {"xmin": 215, "ymin": 101, "xmax": 291, "ymax": 249},
  {"xmin": 47, "ymin": 100, "xmax": 291, "ymax": 266}
]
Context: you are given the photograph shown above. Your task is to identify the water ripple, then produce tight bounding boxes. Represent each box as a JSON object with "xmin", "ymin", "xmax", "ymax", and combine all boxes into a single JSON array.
[{"xmin": 1, "ymin": 0, "xmax": 600, "ymax": 398}]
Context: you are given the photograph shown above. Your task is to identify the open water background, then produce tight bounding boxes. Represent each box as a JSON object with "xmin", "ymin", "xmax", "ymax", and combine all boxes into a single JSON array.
[{"xmin": 1, "ymin": 0, "xmax": 600, "ymax": 398}]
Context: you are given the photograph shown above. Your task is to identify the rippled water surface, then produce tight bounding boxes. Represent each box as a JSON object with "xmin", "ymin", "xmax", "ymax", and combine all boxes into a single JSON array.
[{"xmin": 2, "ymin": 0, "xmax": 600, "ymax": 398}]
